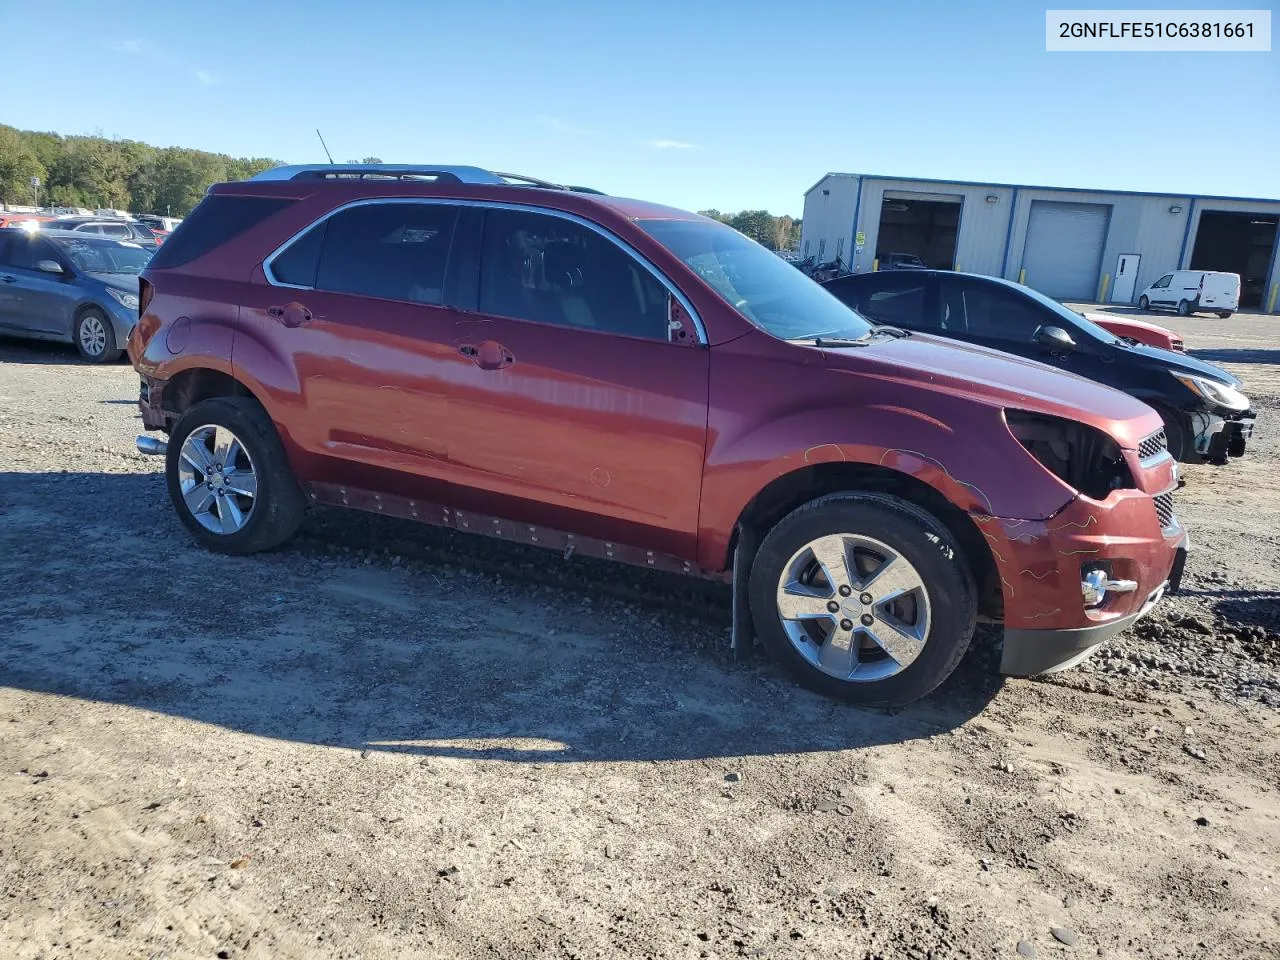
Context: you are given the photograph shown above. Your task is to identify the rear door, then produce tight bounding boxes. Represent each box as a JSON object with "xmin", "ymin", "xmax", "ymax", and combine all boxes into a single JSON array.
[
  {"xmin": 1173, "ymin": 271, "xmax": 1203, "ymax": 306},
  {"xmin": 1199, "ymin": 273, "xmax": 1238, "ymax": 310},
  {"xmin": 242, "ymin": 199, "xmax": 472, "ymax": 495},
  {"xmin": 445, "ymin": 205, "xmax": 710, "ymax": 558}
]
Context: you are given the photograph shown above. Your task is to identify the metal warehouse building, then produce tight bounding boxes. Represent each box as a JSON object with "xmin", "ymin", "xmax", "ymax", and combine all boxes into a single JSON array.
[{"xmin": 801, "ymin": 173, "xmax": 1280, "ymax": 313}]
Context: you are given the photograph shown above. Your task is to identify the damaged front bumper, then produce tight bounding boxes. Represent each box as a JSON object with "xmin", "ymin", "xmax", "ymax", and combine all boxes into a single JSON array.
[
  {"xmin": 1192, "ymin": 408, "xmax": 1255, "ymax": 464},
  {"xmin": 979, "ymin": 485, "xmax": 1188, "ymax": 677}
]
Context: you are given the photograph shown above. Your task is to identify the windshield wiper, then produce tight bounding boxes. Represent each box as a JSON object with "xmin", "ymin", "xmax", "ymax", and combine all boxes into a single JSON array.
[{"xmin": 788, "ymin": 334, "xmax": 873, "ymax": 348}]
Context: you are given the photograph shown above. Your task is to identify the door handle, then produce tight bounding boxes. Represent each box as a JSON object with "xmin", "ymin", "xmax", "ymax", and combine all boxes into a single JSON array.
[
  {"xmin": 459, "ymin": 340, "xmax": 513, "ymax": 370},
  {"xmin": 266, "ymin": 302, "xmax": 312, "ymax": 327}
]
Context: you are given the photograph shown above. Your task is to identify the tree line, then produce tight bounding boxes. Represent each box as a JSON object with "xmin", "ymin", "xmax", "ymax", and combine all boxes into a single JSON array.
[
  {"xmin": 698, "ymin": 209, "xmax": 801, "ymax": 252},
  {"xmin": 0, "ymin": 126, "xmax": 803, "ymax": 243},
  {"xmin": 0, "ymin": 125, "xmax": 280, "ymax": 216}
]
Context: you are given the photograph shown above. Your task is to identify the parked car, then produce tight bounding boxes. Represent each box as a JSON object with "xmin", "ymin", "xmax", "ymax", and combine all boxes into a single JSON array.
[
  {"xmin": 1138, "ymin": 270, "xmax": 1239, "ymax": 318},
  {"xmin": 1082, "ymin": 313, "xmax": 1184, "ymax": 353},
  {"xmin": 40, "ymin": 216, "xmax": 159, "ymax": 250},
  {"xmin": 0, "ymin": 227, "xmax": 148, "ymax": 362},
  {"xmin": 134, "ymin": 215, "xmax": 184, "ymax": 244},
  {"xmin": 130, "ymin": 163, "xmax": 1187, "ymax": 706},
  {"xmin": 0, "ymin": 214, "xmax": 54, "ymax": 230},
  {"xmin": 879, "ymin": 252, "xmax": 927, "ymax": 270},
  {"xmin": 821, "ymin": 270, "xmax": 1253, "ymax": 464}
]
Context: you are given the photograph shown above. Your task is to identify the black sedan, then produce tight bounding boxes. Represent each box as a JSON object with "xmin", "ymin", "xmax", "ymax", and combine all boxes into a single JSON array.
[{"xmin": 821, "ymin": 269, "xmax": 1254, "ymax": 465}]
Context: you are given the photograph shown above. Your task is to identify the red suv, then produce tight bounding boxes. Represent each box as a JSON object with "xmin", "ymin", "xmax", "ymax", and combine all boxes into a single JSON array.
[{"xmin": 129, "ymin": 164, "xmax": 1188, "ymax": 705}]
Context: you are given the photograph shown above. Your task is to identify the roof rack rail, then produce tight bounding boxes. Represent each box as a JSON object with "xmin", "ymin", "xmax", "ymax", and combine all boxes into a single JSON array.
[{"xmin": 249, "ymin": 164, "xmax": 508, "ymax": 184}]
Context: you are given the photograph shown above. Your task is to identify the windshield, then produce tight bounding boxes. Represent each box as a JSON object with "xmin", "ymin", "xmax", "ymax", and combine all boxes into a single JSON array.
[
  {"xmin": 1000, "ymin": 279, "xmax": 1122, "ymax": 344},
  {"xmin": 52, "ymin": 236, "xmax": 152, "ymax": 275},
  {"xmin": 637, "ymin": 218, "xmax": 873, "ymax": 341}
]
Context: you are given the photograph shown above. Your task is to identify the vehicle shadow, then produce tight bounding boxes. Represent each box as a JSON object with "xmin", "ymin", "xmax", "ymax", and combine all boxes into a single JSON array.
[
  {"xmin": 1212, "ymin": 592, "xmax": 1280, "ymax": 635},
  {"xmin": 0, "ymin": 338, "xmax": 90, "ymax": 366},
  {"xmin": 0, "ymin": 470, "xmax": 1002, "ymax": 765},
  {"xmin": 1189, "ymin": 348, "xmax": 1280, "ymax": 366}
]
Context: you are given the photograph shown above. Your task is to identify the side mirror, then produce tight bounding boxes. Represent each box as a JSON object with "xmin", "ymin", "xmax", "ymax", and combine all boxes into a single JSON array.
[
  {"xmin": 36, "ymin": 259, "xmax": 65, "ymax": 275},
  {"xmin": 1035, "ymin": 325, "xmax": 1076, "ymax": 352}
]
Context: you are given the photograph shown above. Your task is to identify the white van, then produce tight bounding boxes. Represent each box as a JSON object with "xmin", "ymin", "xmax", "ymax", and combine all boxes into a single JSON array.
[{"xmin": 1138, "ymin": 270, "xmax": 1240, "ymax": 318}]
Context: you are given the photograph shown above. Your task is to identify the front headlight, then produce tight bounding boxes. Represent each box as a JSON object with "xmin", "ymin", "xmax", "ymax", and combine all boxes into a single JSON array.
[
  {"xmin": 1172, "ymin": 373, "xmax": 1249, "ymax": 411},
  {"xmin": 106, "ymin": 287, "xmax": 139, "ymax": 311},
  {"xmin": 1005, "ymin": 410, "xmax": 1134, "ymax": 500}
]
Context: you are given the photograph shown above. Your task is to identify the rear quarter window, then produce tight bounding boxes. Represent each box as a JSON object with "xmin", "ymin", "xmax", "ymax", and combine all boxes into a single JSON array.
[{"xmin": 147, "ymin": 194, "xmax": 295, "ymax": 270}]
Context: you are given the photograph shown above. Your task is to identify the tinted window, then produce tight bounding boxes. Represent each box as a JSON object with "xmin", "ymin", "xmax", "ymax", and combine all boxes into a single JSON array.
[
  {"xmin": 147, "ymin": 194, "xmax": 294, "ymax": 270},
  {"xmin": 129, "ymin": 222, "xmax": 157, "ymax": 239},
  {"xmin": 313, "ymin": 203, "xmax": 457, "ymax": 304},
  {"xmin": 831, "ymin": 275, "xmax": 929, "ymax": 329},
  {"xmin": 269, "ymin": 221, "xmax": 326, "ymax": 287},
  {"xmin": 638, "ymin": 218, "xmax": 872, "ymax": 342},
  {"xmin": 938, "ymin": 278, "xmax": 1048, "ymax": 341},
  {"xmin": 99, "ymin": 222, "xmax": 131, "ymax": 239},
  {"xmin": 0, "ymin": 233, "xmax": 37, "ymax": 269},
  {"xmin": 481, "ymin": 209, "xmax": 669, "ymax": 340}
]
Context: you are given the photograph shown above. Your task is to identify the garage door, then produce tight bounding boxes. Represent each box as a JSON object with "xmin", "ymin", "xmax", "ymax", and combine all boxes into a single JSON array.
[{"xmin": 1022, "ymin": 201, "xmax": 1112, "ymax": 300}]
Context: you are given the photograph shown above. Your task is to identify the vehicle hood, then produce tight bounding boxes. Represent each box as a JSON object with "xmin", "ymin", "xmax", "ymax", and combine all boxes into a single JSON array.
[
  {"xmin": 84, "ymin": 272, "xmax": 141, "ymax": 294},
  {"xmin": 821, "ymin": 333, "xmax": 1162, "ymax": 450},
  {"xmin": 1121, "ymin": 341, "xmax": 1244, "ymax": 388},
  {"xmin": 1083, "ymin": 313, "xmax": 1177, "ymax": 344}
]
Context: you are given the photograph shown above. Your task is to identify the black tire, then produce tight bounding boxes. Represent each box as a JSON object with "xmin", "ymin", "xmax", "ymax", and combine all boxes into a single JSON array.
[
  {"xmin": 1155, "ymin": 406, "xmax": 1190, "ymax": 463},
  {"xmin": 1138, "ymin": 296, "xmax": 1149, "ymax": 311},
  {"xmin": 747, "ymin": 492, "xmax": 977, "ymax": 706},
  {"xmin": 1176, "ymin": 299, "xmax": 1192, "ymax": 317},
  {"xmin": 74, "ymin": 308, "xmax": 121, "ymax": 363},
  {"xmin": 1217, "ymin": 311, "xmax": 1232, "ymax": 319},
  {"xmin": 166, "ymin": 396, "xmax": 305, "ymax": 555}
]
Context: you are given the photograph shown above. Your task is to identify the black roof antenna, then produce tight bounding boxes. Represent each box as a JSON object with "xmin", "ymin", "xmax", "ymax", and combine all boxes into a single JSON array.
[{"xmin": 315, "ymin": 129, "xmax": 335, "ymax": 164}]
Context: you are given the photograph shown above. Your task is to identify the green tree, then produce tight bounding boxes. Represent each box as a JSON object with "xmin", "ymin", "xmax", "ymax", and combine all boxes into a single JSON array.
[{"xmin": 0, "ymin": 125, "xmax": 45, "ymax": 205}]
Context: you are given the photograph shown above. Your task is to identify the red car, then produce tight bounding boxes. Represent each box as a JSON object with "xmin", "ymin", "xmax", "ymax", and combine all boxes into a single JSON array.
[
  {"xmin": 1084, "ymin": 313, "xmax": 1185, "ymax": 353},
  {"xmin": 129, "ymin": 165, "xmax": 1187, "ymax": 705}
]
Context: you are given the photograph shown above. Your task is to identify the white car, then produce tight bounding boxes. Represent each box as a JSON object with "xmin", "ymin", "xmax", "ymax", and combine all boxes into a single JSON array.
[{"xmin": 1138, "ymin": 270, "xmax": 1239, "ymax": 319}]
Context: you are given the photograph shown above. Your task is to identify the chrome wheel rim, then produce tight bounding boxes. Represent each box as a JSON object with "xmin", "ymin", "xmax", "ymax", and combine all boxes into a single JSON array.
[
  {"xmin": 79, "ymin": 315, "xmax": 107, "ymax": 356},
  {"xmin": 775, "ymin": 533, "xmax": 931, "ymax": 682},
  {"xmin": 177, "ymin": 425, "xmax": 258, "ymax": 534}
]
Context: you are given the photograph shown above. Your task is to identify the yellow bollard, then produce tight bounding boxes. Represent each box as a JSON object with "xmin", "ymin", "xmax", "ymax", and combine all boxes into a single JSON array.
[
  {"xmin": 872, "ymin": 259, "xmax": 879, "ymax": 272},
  {"xmin": 1269, "ymin": 283, "xmax": 1279, "ymax": 314},
  {"xmin": 1018, "ymin": 268, "xmax": 1026, "ymax": 284},
  {"xmin": 1099, "ymin": 273, "xmax": 1111, "ymax": 303}
]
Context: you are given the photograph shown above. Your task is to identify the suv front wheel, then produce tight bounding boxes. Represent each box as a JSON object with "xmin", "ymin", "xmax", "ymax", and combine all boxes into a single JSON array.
[
  {"xmin": 166, "ymin": 397, "xmax": 305, "ymax": 554},
  {"xmin": 748, "ymin": 493, "xmax": 977, "ymax": 706}
]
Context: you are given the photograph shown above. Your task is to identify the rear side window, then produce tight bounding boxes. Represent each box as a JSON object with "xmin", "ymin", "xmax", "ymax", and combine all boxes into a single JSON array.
[
  {"xmin": 147, "ymin": 194, "xmax": 294, "ymax": 269},
  {"xmin": 269, "ymin": 221, "xmax": 326, "ymax": 287},
  {"xmin": 311, "ymin": 202, "xmax": 459, "ymax": 304}
]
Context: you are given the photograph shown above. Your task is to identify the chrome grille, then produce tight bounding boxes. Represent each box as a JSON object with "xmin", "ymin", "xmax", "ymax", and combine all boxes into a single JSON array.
[
  {"xmin": 1154, "ymin": 491, "xmax": 1176, "ymax": 530},
  {"xmin": 1138, "ymin": 429, "xmax": 1168, "ymax": 461}
]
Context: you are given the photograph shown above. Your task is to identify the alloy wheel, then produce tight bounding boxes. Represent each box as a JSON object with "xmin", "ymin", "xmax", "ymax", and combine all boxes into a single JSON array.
[
  {"xmin": 177, "ymin": 424, "xmax": 258, "ymax": 534},
  {"xmin": 775, "ymin": 533, "xmax": 932, "ymax": 682}
]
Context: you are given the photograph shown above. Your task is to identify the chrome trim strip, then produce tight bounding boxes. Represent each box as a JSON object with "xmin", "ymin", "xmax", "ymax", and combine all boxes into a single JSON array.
[{"xmin": 260, "ymin": 197, "xmax": 709, "ymax": 345}]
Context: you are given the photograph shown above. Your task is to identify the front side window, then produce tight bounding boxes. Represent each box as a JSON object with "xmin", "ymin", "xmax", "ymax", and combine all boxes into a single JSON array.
[
  {"xmin": 479, "ymin": 208, "xmax": 669, "ymax": 340},
  {"xmin": 0, "ymin": 233, "xmax": 38, "ymax": 270},
  {"xmin": 851, "ymin": 275, "xmax": 929, "ymax": 328},
  {"xmin": 313, "ymin": 202, "xmax": 458, "ymax": 304},
  {"xmin": 638, "ymin": 218, "xmax": 873, "ymax": 342},
  {"xmin": 937, "ymin": 278, "xmax": 1047, "ymax": 341},
  {"xmin": 1154, "ymin": 274, "xmax": 1172, "ymax": 288}
]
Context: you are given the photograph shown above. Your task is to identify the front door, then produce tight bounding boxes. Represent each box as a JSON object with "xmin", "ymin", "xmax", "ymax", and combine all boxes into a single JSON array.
[
  {"xmin": 240, "ymin": 199, "xmax": 470, "ymax": 496},
  {"xmin": 0, "ymin": 232, "xmax": 73, "ymax": 336},
  {"xmin": 445, "ymin": 206, "xmax": 709, "ymax": 559},
  {"xmin": 1112, "ymin": 254, "xmax": 1141, "ymax": 303},
  {"xmin": 1148, "ymin": 273, "xmax": 1174, "ymax": 305}
]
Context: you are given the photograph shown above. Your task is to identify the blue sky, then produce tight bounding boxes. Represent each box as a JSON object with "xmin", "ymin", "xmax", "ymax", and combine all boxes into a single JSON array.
[{"xmin": 1, "ymin": 0, "xmax": 1275, "ymax": 216}]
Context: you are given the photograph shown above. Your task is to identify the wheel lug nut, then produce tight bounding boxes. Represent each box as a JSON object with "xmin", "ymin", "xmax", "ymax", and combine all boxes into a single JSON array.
[
  {"xmin": 860, "ymin": 593, "xmax": 874, "ymax": 605},
  {"xmin": 861, "ymin": 614, "xmax": 874, "ymax": 626},
  {"xmin": 827, "ymin": 601, "xmax": 840, "ymax": 613},
  {"xmin": 840, "ymin": 619, "xmax": 854, "ymax": 631},
  {"xmin": 838, "ymin": 585, "xmax": 852, "ymax": 597}
]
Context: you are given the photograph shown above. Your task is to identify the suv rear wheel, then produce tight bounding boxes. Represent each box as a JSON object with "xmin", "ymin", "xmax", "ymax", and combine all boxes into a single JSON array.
[
  {"xmin": 748, "ymin": 493, "xmax": 977, "ymax": 706},
  {"xmin": 166, "ymin": 397, "xmax": 305, "ymax": 554}
]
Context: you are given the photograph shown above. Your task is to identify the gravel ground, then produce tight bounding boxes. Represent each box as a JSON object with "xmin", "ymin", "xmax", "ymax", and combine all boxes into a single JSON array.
[{"xmin": 1, "ymin": 310, "xmax": 1279, "ymax": 959}]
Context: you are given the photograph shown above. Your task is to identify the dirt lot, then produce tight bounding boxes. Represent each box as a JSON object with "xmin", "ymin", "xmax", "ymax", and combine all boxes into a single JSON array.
[{"xmin": 2, "ymin": 309, "xmax": 1279, "ymax": 960}]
